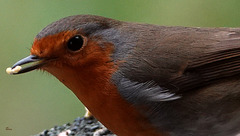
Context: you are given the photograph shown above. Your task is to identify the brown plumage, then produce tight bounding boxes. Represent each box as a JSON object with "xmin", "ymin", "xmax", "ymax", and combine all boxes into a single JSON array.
[{"xmin": 8, "ymin": 15, "xmax": 240, "ymax": 136}]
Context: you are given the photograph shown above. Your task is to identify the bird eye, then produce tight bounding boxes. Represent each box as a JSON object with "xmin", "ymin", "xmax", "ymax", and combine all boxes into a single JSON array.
[{"xmin": 67, "ymin": 35, "xmax": 84, "ymax": 51}]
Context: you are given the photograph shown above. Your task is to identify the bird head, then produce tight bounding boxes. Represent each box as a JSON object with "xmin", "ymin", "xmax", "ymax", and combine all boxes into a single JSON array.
[{"xmin": 10, "ymin": 15, "xmax": 122, "ymax": 92}]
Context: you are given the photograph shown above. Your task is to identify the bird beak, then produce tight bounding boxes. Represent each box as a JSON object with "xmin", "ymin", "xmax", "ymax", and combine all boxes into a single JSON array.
[{"xmin": 8, "ymin": 55, "xmax": 44, "ymax": 75}]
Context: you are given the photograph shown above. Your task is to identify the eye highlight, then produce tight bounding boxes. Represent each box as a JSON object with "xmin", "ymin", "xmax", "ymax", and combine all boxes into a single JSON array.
[{"xmin": 67, "ymin": 35, "xmax": 84, "ymax": 51}]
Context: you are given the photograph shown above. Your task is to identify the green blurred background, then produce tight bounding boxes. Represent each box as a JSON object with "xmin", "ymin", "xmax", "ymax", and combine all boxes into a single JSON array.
[{"xmin": 0, "ymin": 0, "xmax": 239, "ymax": 135}]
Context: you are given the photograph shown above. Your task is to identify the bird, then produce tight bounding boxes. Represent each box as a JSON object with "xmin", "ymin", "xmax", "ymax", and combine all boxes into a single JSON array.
[{"xmin": 6, "ymin": 15, "xmax": 240, "ymax": 136}]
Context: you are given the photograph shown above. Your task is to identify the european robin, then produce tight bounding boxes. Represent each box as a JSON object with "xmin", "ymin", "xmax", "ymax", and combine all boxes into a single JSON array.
[{"xmin": 6, "ymin": 15, "xmax": 240, "ymax": 136}]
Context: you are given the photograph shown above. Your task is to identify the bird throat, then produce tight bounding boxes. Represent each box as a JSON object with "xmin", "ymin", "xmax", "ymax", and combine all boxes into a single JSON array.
[{"xmin": 43, "ymin": 59, "xmax": 164, "ymax": 136}]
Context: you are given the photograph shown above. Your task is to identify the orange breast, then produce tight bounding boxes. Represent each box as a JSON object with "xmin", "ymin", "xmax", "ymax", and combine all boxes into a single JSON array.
[{"xmin": 46, "ymin": 65, "xmax": 167, "ymax": 136}]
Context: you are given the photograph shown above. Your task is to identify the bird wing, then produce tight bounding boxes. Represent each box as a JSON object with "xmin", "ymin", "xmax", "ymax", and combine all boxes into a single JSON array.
[
  {"xmin": 172, "ymin": 41, "xmax": 240, "ymax": 93},
  {"xmin": 117, "ymin": 26, "xmax": 240, "ymax": 101}
]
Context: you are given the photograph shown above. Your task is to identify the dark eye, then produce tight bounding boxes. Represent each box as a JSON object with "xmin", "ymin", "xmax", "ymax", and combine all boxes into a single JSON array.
[{"xmin": 67, "ymin": 35, "xmax": 84, "ymax": 51}]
